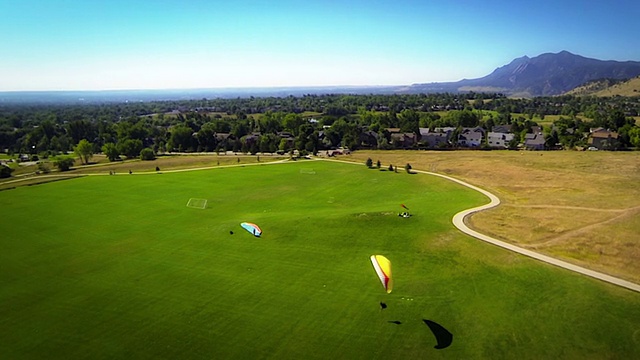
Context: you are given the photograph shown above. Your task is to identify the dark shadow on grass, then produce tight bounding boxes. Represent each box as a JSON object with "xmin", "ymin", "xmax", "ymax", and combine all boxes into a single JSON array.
[{"xmin": 423, "ymin": 319, "xmax": 453, "ymax": 349}]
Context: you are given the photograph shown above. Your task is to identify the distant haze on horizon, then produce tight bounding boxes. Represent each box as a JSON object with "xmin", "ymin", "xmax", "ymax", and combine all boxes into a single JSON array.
[{"xmin": 2, "ymin": 0, "xmax": 639, "ymax": 92}]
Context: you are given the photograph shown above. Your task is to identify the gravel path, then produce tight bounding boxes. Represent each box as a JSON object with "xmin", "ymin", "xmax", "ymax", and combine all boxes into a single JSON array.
[
  {"xmin": 412, "ymin": 168, "xmax": 640, "ymax": 293},
  {"xmin": 319, "ymin": 158, "xmax": 640, "ymax": 293}
]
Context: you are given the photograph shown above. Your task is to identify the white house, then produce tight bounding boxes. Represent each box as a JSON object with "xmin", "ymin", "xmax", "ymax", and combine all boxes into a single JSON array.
[
  {"xmin": 487, "ymin": 132, "xmax": 515, "ymax": 148},
  {"xmin": 457, "ymin": 127, "xmax": 485, "ymax": 147}
]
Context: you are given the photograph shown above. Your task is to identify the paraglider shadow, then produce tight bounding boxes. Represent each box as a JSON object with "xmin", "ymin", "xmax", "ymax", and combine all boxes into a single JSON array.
[
  {"xmin": 423, "ymin": 319, "xmax": 453, "ymax": 349},
  {"xmin": 387, "ymin": 320, "xmax": 402, "ymax": 325}
]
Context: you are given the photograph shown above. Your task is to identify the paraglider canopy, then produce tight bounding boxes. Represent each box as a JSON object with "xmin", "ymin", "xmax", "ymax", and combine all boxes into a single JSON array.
[
  {"xmin": 241, "ymin": 222, "xmax": 262, "ymax": 237},
  {"xmin": 370, "ymin": 255, "xmax": 392, "ymax": 293}
]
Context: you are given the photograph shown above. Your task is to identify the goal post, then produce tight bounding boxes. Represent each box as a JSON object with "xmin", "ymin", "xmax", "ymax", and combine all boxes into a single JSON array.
[{"xmin": 186, "ymin": 198, "xmax": 208, "ymax": 209}]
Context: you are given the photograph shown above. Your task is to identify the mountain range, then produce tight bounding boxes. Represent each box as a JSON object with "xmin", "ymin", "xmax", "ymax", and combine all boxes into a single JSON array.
[{"xmin": 403, "ymin": 51, "xmax": 640, "ymax": 97}]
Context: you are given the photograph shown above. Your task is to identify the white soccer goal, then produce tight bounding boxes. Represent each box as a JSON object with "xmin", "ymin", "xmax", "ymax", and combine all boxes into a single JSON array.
[{"xmin": 186, "ymin": 198, "xmax": 208, "ymax": 209}]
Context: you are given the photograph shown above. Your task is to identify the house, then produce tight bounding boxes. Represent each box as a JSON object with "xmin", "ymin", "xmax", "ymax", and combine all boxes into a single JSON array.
[
  {"xmin": 421, "ymin": 133, "xmax": 449, "ymax": 148},
  {"xmin": 359, "ymin": 130, "xmax": 379, "ymax": 148},
  {"xmin": 215, "ymin": 133, "xmax": 236, "ymax": 150},
  {"xmin": 390, "ymin": 132, "xmax": 417, "ymax": 148},
  {"xmin": 487, "ymin": 132, "xmax": 515, "ymax": 149},
  {"xmin": 419, "ymin": 128, "xmax": 450, "ymax": 148},
  {"xmin": 433, "ymin": 127, "xmax": 456, "ymax": 134},
  {"xmin": 492, "ymin": 124, "xmax": 513, "ymax": 133},
  {"xmin": 457, "ymin": 127, "xmax": 485, "ymax": 147},
  {"xmin": 524, "ymin": 133, "xmax": 545, "ymax": 150},
  {"xmin": 587, "ymin": 129, "xmax": 619, "ymax": 150}
]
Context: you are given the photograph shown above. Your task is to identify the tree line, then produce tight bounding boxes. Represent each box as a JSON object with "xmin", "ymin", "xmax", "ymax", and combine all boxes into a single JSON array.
[{"xmin": 1, "ymin": 93, "xmax": 639, "ymax": 162}]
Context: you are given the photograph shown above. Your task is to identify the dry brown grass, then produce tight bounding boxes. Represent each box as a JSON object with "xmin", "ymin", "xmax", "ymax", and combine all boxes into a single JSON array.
[{"xmin": 342, "ymin": 150, "xmax": 640, "ymax": 283}]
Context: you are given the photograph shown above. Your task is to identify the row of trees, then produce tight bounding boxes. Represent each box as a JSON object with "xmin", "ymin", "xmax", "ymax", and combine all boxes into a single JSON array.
[
  {"xmin": 3, "ymin": 92, "xmax": 639, "ymax": 125},
  {"xmin": 1, "ymin": 93, "xmax": 639, "ymax": 163}
]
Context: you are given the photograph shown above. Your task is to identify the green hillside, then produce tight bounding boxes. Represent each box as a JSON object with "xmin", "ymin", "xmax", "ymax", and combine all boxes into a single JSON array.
[{"xmin": 566, "ymin": 76, "xmax": 640, "ymax": 97}]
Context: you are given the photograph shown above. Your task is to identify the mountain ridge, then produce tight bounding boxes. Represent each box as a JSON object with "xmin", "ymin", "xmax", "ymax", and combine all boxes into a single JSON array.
[{"xmin": 405, "ymin": 51, "xmax": 640, "ymax": 97}]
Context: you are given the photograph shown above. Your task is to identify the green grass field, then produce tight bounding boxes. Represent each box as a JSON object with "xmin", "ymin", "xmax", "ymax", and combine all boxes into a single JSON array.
[{"xmin": 1, "ymin": 160, "xmax": 639, "ymax": 359}]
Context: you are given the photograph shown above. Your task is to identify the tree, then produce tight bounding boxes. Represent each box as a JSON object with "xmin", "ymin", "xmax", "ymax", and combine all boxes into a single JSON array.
[
  {"xmin": 398, "ymin": 109, "xmax": 419, "ymax": 133},
  {"xmin": 102, "ymin": 142, "xmax": 120, "ymax": 161},
  {"xmin": 118, "ymin": 139, "xmax": 143, "ymax": 158},
  {"xmin": 53, "ymin": 156, "xmax": 74, "ymax": 171},
  {"xmin": 140, "ymin": 148, "xmax": 156, "ymax": 160},
  {"xmin": 196, "ymin": 122, "xmax": 217, "ymax": 151},
  {"xmin": 37, "ymin": 162, "xmax": 50, "ymax": 174},
  {"xmin": 66, "ymin": 120, "xmax": 96, "ymax": 145},
  {"xmin": 168, "ymin": 126, "xmax": 195, "ymax": 152},
  {"xmin": 405, "ymin": 163, "xmax": 412, "ymax": 173},
  {"xmin": 0, "ymin": 164, "xmax": 13, "ymax": 178},
  {"xmin": 74, "ymin": 139, "xmax": 93, "ymax": 165},
  {"xmin": 278, "ymin": 138, "xmax": 290, "ymax": 153},
  {"xmin": 544, "ymin": 129, "xmax": 559, "ymax": 150},
  {"xmin": 508, "ymin": 136, "xmax": 520, "ymax": 150},
  {"xmin": 629, "ymin": 127, "xmax": 640, "ymax": 148},
  {"xmin": 283, "ymin": 113, "xmax": 304, "ymax": 135}
]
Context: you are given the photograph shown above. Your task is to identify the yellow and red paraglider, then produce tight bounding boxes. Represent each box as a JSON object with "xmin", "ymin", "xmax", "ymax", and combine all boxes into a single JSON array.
[{"xmin": 370, "ymin": 255, "xmax": 393, "ymax": 293}]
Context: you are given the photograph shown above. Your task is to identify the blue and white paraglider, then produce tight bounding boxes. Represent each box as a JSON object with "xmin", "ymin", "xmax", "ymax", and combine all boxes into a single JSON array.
[{"xmin": 241, "ymin": 222, "xmax": 262, "ymax": 237}]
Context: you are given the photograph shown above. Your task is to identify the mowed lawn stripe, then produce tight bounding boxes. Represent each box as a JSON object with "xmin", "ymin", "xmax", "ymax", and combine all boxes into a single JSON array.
[{"xmin": 1, "ymin": 161, "xmax": 639, "ymax": 359}]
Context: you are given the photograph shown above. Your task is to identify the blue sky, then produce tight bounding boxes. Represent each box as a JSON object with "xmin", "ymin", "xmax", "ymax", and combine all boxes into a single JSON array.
[{"xmin": 1, "ymin": 0, "xmax": 638, "ymax": 91}]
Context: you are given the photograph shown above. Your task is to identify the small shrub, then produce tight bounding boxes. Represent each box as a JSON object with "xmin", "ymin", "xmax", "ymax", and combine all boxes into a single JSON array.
[
  {"xmin": 140, "ymin": 148, "xmax": 156, "ymax": 161},
  {"xmin": 405, "ymin": 163, "xmax": 412, "ymax": 173},
  {"xmin": 53, "ymin": 157, "xmax": 74, "ymax": 171},
  {"xmin": 0, "ymin": 164, "xmax": 13, "ymax": 178},
  {"xmin": 37, "ymin": 162, "xmax": 50, "ymax": 174},
  {"xmin": 365, "ymin": 158, "xmax": 373, "ymax": 168}
]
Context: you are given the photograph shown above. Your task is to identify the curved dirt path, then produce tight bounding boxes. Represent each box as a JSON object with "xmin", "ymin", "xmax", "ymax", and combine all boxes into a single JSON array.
[
  {"xmin": 412, "ymin": 168, "xmax": 640, "ymax": 293},
  {"xmin": 319, "ymin": 158, "xmax": 640, "ymax": 293}
]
